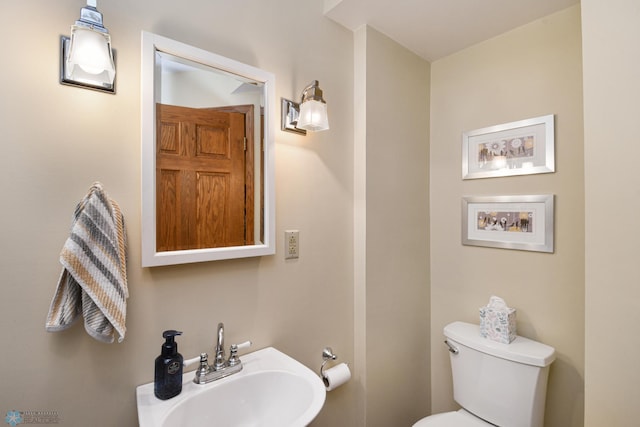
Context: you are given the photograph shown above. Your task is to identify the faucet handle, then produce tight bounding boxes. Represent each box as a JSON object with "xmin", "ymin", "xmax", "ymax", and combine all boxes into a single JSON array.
[
  {"xmin": 233, "ymin": 340, "xmax": 252, "ymax": 352},
  {"xmin": 193, "ymin": 353, "xmax": 212, "ymax": 383},
  {"xmin": 228, "ymin": 341, "xmax": 252, "ymax": 366}
]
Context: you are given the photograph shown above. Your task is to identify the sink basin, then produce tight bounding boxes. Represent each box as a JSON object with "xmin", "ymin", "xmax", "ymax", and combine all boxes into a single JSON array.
[{"xmin": 136, "ymin": 347, "xmax": 326, "ymax": 427}]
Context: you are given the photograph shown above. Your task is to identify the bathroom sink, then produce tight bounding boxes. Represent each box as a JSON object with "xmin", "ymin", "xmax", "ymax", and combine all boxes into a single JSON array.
[{"xmin": 136, "ymin": 347, "xmax": 326, "ymax": 427}]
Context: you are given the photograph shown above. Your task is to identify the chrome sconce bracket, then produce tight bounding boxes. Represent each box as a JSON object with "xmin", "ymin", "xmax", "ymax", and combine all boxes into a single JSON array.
[{"xmin": 281, "ymin": 98, "xmax": 307, "ymax": 135}]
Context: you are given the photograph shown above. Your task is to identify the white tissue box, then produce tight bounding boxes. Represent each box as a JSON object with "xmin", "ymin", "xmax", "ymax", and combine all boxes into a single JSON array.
[{"xmin": 479, "ymin": 296, "xmax": 516, "ymax": 344}]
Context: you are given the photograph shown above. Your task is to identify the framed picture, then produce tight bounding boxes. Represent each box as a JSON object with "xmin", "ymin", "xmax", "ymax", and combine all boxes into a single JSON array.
[
  {"xmin": 462, "ymin": 195, "xmax": 554, "ymax": 253},
  {"xmin": 462, "ymin": 114, "xmax": 554, "ymax": 180}
]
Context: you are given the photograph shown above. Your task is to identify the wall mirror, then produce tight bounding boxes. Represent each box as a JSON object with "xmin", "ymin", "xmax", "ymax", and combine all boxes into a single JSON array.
[{"xmin": 141, "ymin": 31, "xmax": 275, "ymax": 267}]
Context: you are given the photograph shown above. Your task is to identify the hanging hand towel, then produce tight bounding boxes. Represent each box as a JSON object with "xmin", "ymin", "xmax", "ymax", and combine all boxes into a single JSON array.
[{"xmin": 46, "ymin": 182, "xmax": 128, "ymax": 343}]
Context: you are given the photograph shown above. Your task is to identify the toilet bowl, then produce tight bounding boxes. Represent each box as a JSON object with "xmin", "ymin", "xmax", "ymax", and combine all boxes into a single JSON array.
[
  {"xmin": 412, "ymin": 321, "xmax": 555, "ymax": 427},
  {"xmin": 413, "ymin": 409, "xmax": 491, "ymax": 426}
]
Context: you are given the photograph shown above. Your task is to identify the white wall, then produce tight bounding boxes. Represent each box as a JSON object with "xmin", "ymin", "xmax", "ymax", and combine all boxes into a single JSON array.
[
  {"xmin": 0, "ymin": 1, "xmax": 355, "ymax": 425},
  {"xmin": 582, "ymin": 1, "xmax": 640, "ymax": 425},
  {"xmin": 430, "ymin": 6, "xmax": 584, "ymax": 427}
]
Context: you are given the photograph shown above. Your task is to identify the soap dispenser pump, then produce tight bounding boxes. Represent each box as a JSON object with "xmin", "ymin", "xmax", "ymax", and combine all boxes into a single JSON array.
[{"xmin": 154, "ymin": 330, "xmax": 184, "ymax": 400}]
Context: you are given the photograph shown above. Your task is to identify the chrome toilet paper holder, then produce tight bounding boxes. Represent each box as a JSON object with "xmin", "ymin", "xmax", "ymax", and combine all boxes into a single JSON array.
[{"xmin": 320, "ymin": 347, "xmax": 338, "ymax": 386}]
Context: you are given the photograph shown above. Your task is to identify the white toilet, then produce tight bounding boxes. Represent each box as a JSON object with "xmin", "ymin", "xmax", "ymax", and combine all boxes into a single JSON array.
[{"xmin": 414, "ymin": 321, "xmax": 555, "ymax": 427}]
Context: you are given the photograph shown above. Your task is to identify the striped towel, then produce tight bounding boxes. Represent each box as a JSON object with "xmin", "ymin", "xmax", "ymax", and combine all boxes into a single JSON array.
[{"xmin": 46, "ymin": 182, "xmax": 128, "ymax": 343}]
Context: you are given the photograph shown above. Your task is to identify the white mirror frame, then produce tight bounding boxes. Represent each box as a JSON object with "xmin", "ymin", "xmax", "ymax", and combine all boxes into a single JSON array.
[{"xmin": 141, "ymin": 31, "xmax": 275, "ymax": 267}]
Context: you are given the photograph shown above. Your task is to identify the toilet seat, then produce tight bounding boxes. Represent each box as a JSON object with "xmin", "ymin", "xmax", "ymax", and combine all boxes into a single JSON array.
[{"xmin": 412, "ymin": 409, "xmax": 493, "ymax": 427}]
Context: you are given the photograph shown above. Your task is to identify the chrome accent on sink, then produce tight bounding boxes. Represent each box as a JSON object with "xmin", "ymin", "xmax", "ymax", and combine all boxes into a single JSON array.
[{"xmin": 192, "ymin": 323, "xmax": 249, "ymax": 385}]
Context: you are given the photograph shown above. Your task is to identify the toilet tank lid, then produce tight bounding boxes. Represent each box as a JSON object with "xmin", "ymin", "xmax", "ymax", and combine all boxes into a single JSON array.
[{"xmin": 444, "ymin": 321, "xmax": 556, "ymax": 367}]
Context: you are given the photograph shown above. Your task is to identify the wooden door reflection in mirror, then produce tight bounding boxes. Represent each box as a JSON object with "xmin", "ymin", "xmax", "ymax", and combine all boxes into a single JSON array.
[{"xmin": 156, "ymin": 104, "xmax": 257, "ymax": 251}]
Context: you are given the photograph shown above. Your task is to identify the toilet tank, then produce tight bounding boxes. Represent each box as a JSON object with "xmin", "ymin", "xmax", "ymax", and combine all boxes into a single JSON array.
[{"xmin": 444, "ymin": 322, "xmax": 555, "ymax": 427}]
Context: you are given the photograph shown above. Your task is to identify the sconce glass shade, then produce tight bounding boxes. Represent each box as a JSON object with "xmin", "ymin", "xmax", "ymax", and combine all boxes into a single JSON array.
[
  {"xmin": 60, "ymin": 1, "xmax": 116, "ymax": 93},
  {"xmin": 66, "ymin": 26, "xmax": 115, "ymax": 83},
  {"xmin": 297, "ymin": 99, "xmax": 329, "ymax": 132},
  {"xmin": 281, "ymin": 80, "xmax": 329, "ymax": 134}
]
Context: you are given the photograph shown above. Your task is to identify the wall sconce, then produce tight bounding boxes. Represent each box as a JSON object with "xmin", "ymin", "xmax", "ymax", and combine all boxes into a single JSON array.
[
  {"xmin": 60, "ymin": 0, "xmax": 116, "ymax": 93},
  {"xmin": 281, "ymin": 80, "xmax": 329, "ymax": 135}
]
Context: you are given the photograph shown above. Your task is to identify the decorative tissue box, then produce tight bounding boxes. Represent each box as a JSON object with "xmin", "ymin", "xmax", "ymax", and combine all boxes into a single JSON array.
[{"xmin": 479, "ymin": 296, "xmax": 516, "ymax": 344}]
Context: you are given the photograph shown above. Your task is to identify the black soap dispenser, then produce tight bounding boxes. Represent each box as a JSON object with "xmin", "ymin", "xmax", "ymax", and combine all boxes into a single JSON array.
[{"xmin": 154, "ymin": 330, "xmax": 184, "ymax": 400}]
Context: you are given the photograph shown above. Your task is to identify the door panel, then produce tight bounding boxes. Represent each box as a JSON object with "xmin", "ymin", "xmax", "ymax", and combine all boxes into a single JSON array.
[{"xmin": 156, "ymin": 104, "xmax": 247, "ymax": 251}]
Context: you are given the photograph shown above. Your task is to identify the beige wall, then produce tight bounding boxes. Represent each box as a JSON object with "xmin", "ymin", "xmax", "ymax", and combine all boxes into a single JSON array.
[
  {"xmin": 0, "ymin": 1, "xmax": 356, "ymax": 426},
  {"xmin": 582, "ymin": 0, "xmax": 640, "ymax": 425},
  {"xmin": 354, "ymin": 26, "xmax": 431, "ymax": 427},
  {"xmin": 430, "ymin": 6, "xmax": 585, "ymax": 427},
  {"xmin": 5, "ymin": 1, "xmax": 639, "ymax": 425}
]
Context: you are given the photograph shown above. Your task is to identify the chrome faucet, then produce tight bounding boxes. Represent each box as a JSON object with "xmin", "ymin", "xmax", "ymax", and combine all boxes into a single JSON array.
[
  {"xmin": 186, "ymin": 322, "xmax": 251, "ymax": 385},
  {"xmin": 213, "ymin": 322, "xmax": 226, "ymax": 370}
]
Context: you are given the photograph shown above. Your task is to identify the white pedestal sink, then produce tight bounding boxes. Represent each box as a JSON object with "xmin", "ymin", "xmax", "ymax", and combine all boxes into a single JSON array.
[{"xmin": 136, "ymin": 347, "xmax": 326, "ymax": 427}]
